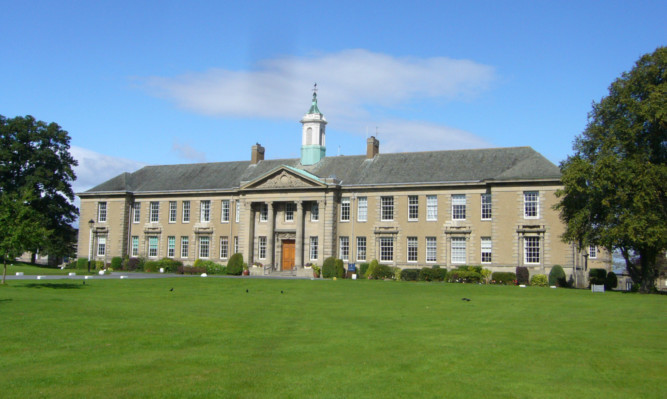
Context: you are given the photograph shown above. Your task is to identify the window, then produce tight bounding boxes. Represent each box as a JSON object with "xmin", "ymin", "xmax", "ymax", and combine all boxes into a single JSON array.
[
  {"xmin": 426, "ymin": 237, "xmax": 437, "ymax": 262},
  {"xmin": 381, "ymin": 196, "xmax": 394, "ymax": 221},
  {"xmin": 221, "ymin": 200, "xmax": 230, "ymax": 222},
  {"xmin": 167, "ymin": 236, "xmax": 175, "ymax": 258},
  {"xmin": 235, "ymin": 201, "xmax": 240, "ymax": 223},
  {"xmin": 233, "ymin": 236, "xmax": 238, "ymax": 254},
  {"xmin": 481, "ymin": 194, "xmax": 492, "ymax": 220},
  {"xmin": 150, "ymin": 202, "xmax": 160, "ymax": 223},
  {"xmin": 524, "ymin": 236, "xmax": 540, "ymax": 264},
  {"xmin": 200, "ymin": 200, "xmax": 210, "ymax": 222},
  {"xmin": 169, "ymin": 201, "xmax": 177, "ymax": 223},
  {"xmin": 285, "ymin": 203, "xmax": 295, "ymax": 221},
  {"xmin": 133, "ymin": 202, "xmax": 141, "ymax": 223},
  {"xmin": 427, "ymin": 195, "xmax": 438, "ymax": 221},
  {"xmin": 182, "ymin": 201, "xmax": 190, "ymax": 223},
  {"xmin": 258, "ymin": 236, "xmax": 266, "ymax": 259},
  {"xmin": 524, "ymin": 191, "xmax": 539, "ymax": 218},
  {"xmin": 311, "ymin": 202, "xmax": 319, "ymax": 222},
  {"xmin": 407, "ymin": 237, "xmax": 418, "ymax": 262},
  {"xmin": 380, "ymin": 237, "xmax": 393, "ymax": 262},
  {"xmin": 452, "ymin": 194, "xmax": 466, "ymax": 220},
  {"xmin": 131, "ymin": 236, "xmax": 139, "ymax": 257},
  {"xmin": 181, "ymin": 236, "xmax": 189, "ymax": 258},
  {"xmin": 310, "ymin": 236, "xmax": 318, "ymax": 261},
  {"xmin": 260, "ymin": 203, "xmax": 268, "ymax": 222},
  {"xmin": 97, "ymin": 202, "xmax": 107, "ymax": 223},
  {"xmin": 408, "ymin": 196, "xmax": 419, "ymax": 221},
  {"xmin": 341, "ymin": 197, "xmax": 350, "ymax": 221},
  {"xmin": 220, "ymin": 237, "xmax": 229, "ymax": 259},
  {"xmin": 339, "ymin": 236, "xmax": 349, "ymax": 261},
  {"xmin": 97, "ymin": 236, "xmax": 106, "ymax": 256},
  {"xmin": 588, "ymin": 245, "xmax": 597, "ymax": 259},
  {"xmin": 148, "ymin": 236, "xmax": 158, "ymax": 258},
  {"xmin": 357, "ymin": 197, "xmax": 367, "ymax": 222},
  {"xmin": 199, "ymin": 236, "xmax": 210, "ymax": 258},
  {"xmin": 481, "ymin": 237, "xmax": 492, "ymax": 263},
  {"xmin": 451, "ymin": 237, "xmax": 466, "ymax": 264},
  {"xmin": 356, "ymin": 237, "xmax": 366, "ymax": 261}
]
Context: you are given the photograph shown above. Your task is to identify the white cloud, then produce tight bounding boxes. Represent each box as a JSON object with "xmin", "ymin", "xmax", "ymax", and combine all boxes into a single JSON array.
[
  {"xmin": 142, "ymin": 49, "xmax": 497, "ymax": 153},
  {"xmin": 71, "ymin": 146, "xmax": 146, "ymax": 194},
  {"xmin": 172, "ymin": 141, "xmax": 207, "ymax": 162}
]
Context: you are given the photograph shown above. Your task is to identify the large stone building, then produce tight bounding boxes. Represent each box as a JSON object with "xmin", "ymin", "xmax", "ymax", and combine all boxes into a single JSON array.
[{"xmin": 77, "ymin": 90, "xmax": 610, "ymax": 283}]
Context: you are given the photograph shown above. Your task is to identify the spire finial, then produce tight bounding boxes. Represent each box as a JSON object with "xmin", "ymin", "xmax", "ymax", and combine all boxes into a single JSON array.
[{"xmin": 307, "ymin": 83, "xmax": 321, "ymax": 114}]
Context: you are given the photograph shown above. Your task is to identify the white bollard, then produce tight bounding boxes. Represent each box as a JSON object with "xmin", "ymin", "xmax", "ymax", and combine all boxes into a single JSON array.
[
  {"xmin": 98, "ymin": 270, "xmax": 105, "ymax": 275},
  {"xmin": 85, "ymin": 275, "xmax": 93, "ymax": 280},
  {"xmin": 519, "ymin": 284, "xmax": 526, "ymax": 288},
  {"xmin": 352, "ymin": 274, "xmax": 357, "ymax": 280},
  {"xmin": 15, "ymin": 272, "xmax": 24, "ymax": 276},
  {"xmin": 160, "ymin": 268, "xmax": 165, "ymax": 273},
  {"xmin": 201, "ymin": 273, "xmax": 208, "ymax": 277},
  {"xmin": 120, "ymin": 275, "xmax": 128, "ymax": 279},
  {"xmin": 36, "ymin": 275, "xmax": 44, "ymax": 280},
  {"xmin": 68, "ymin": 272, "xmax": 76, "ymax": 276}
]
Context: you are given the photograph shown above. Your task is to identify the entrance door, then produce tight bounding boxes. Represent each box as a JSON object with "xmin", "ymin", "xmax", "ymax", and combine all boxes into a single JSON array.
[{"xmin": 281, "ymin": 240, "xmax": 295, "ymax": 270}]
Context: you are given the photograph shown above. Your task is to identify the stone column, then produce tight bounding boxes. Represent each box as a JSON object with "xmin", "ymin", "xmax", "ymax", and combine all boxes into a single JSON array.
[
  {"xmin": 267, "ymin": 202, "xmax": 275, "ymax": 269},
  {"xmin": 245, "ymin": 202, "xmax": 256, "ymax": 265},
  {"xmin": 295, "ymin": 201, "xmax": 304, "ymax": 268}
]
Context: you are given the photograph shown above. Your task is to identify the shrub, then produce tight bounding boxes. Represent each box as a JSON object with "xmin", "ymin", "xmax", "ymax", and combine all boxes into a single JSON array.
[
  {"xmin": 480, "ymin": 268, "xmax": 492, "ymax": 284},
  {"xmin": 491, "ymin": 272, "xmax": 516, "ymax": 285},
  {"xmin": 530, "ymin": 274, "xmax": 549, "ymax": 287},
  {"xmin": 589, "ymin": 268, "xmax": 607, "ymax": 286},
  {"xmin": 419, "ymin": 267, "xmax": 434, "ymax": 281},
  {"xmin": 359, "ymin": 263, "xmax": 370, "ymax": 277},
  {"xmin": 322, "ymin": 257, "xmax": 337, "ymax": 278},
  {"xmin": 605, "ymin": 272, "xmax": 618, "ymax": 290},
  {"xmin": 549, "ymin": 265, "xmax": 567, "ymax": 287},
  {"xmin": 143, "ymin": 260, "xmax": 160, "ymax": 272},
  {"xmin": 516, "ymin": 267, "xmax": 529, "ymax": 285},
  {"xmin": 371, "ymin": 264, "xmax": 394, "ymax": 279},
  {"xmin": 335, "ymin": 259, "xmax": 345, "ymax": 279},
  {"xmin": 432, "ymin": 267, "xmax": 447, "ymax": 282},
  {"xmin": 365, "ymin": 259, "xmax": 379, "ymax": 279},
  {"xmin": 111, "ymin": 257, "xmax": 123, "ymax": 270},
  {"xmin": 393, "ymin": 267, "xmax": 402, "ymax": 281},
  {"xmin": 126, "ymin": 257, "xmax": 143, "ymax": 271},
  {"xmin": 76, "ymin": 258, "xmax": 88, "ymax": 269},
  {"xmin": 227, "ymin": 253, "xmax": 244, "ymax": 275},
  {"xmin": 448, "ymin": 266, "xmax": 482, "ymax": 283},
  {"xmin": 178, "ymin": 265, "xmax": 206, "ymax": 275},
  {"xmin": 401, "ymin": 268, "xmax": 420, "ymax": 281}
]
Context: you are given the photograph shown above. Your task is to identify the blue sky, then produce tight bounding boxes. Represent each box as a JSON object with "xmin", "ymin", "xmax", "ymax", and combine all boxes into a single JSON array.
[{"xmin": 1, "ymin": 1, "xmax": 665, "ymax": 194}]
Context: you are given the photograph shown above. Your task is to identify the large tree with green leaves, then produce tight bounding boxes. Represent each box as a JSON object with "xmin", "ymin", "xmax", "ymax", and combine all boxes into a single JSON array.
[
  {"xmin": 0, "ymin": 115, "xmax": 78, "ymax": 262},
  {"xmin": 556, "ymin": 47, "xmax": 666, "ymax": 293}
]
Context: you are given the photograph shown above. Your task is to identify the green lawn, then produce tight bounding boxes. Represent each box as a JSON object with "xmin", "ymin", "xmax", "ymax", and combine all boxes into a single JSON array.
[
  {"xmin": 3, "ymin": 262, "xmax": 81, "ymax": 276},
  {"xmin": 0, "ymin": 278, "xmax": 664, "ymax": 398}
]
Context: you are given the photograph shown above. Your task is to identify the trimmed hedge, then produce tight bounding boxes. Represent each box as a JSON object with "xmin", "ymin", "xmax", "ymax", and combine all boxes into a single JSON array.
[
  {"xmin": 492, "ymin": 272, "xmax": 516, "ymax": 285},
  {"xmin": 335, "ymin": 259, "xmax": 345, "ymax": 279},
  {"xmin": 549, "ymin": 265, "xmax": 567, "ymax": 287},
  {"xmin": 530, "ymin": 274, "xmax": 549, "ymax": 287},
  {"xmin": 359, "ymin": 263, "xmax": 370, "ymax": 277},
  {"xmin": 125, "ymin": 257, "xmax": 144, "ymax": 271},
  {"xmin": 322, "ymin": 257, "xmax": 337, "ymax": 278},
  {"xmin": 178, "ymin": 265, "xmax": 206, "ymax": 275},
  {"xmin": 589, "ymin": 268, "xmax": 607, "ymax": 286},
  {"xmin": 111, "ymin": 257, "xmax": 123, "ymax": 270},
  {"xmin": 448, "ymin": 266, "xmax": 482, "ymax": 283},
  {"xmin": 516, "ymin": 267, "xmax": 529, "ymax": 285},
  {"xmin": 605, "ymin": 271, "xmax": 618, "ymax": 290},
  {"xmin": 76, "ymin": 258, "xmax": 88, "ymax": 269},
  {"xmin": 419, "ymin": 267, "xmax": 447, "ymax": 282},
  {"xmin": 401, "ymin": 268, "xmax": 420, "ymax": 281},
  {"xmin": 227, "ymin": 253, "xmax": 244, "ymax": 275}
]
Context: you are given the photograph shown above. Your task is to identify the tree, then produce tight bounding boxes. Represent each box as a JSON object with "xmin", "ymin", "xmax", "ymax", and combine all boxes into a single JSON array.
[
  {"xmin": 0, "ymin": 115, "xmax": 78, "ymax": 261},
  {"xmin": 0, "ymin": 189, "xmax": 50, "ymax": 284},
  {"xmin": 556, "ymin": 47, "xmax": 666, "ymax": 293}
]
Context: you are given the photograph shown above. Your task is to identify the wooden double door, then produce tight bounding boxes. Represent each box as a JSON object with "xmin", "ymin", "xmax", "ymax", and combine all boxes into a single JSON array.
[{"xmin": 281, "ymin": 239, "xmax": 295, "ymax": 270}]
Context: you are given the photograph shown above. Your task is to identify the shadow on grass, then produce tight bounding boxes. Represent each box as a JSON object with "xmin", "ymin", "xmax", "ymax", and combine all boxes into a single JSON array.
[
  {"xmin": 0, "ymin": 298, "xmax": 12, "ymax": 303},
  {"xmin": 23, "ymin": 283, "xmax": 83, "ymax": 290}
]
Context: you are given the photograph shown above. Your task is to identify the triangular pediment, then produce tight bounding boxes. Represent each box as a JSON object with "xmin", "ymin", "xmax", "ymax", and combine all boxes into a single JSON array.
[{"xmin": 241, "ymin": 166, "xmax": 326, "ymax": 190}]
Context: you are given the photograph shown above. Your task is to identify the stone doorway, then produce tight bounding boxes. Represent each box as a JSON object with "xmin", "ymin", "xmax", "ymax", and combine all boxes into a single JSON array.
[{"xmin": 281, "ymin": 239, "xmax": 295, "ymax": 270}]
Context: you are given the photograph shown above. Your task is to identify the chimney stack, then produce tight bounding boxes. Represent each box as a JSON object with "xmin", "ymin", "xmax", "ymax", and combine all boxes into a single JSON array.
[
  {"xmin": 251, "ymin": 143, "xmax": 265, "ymax": 164},
  {"xmin": 366, "ymin": 136, "xmax": 379, "ymax": 159}
]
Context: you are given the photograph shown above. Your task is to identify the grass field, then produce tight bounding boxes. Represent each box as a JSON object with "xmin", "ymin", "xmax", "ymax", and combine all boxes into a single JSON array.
[
  {"xmin": 1, "ymin": 277, "xmax": 665, "ymax": 398},
  {"xmin": 3, "ymin": 262, "xmax": 80, "ymax": 276}
]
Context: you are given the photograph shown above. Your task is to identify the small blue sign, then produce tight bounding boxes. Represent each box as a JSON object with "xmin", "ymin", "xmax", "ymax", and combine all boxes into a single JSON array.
[{"xmin": 347, "ymin": 263, "xmax": 356, "ymax": 272}]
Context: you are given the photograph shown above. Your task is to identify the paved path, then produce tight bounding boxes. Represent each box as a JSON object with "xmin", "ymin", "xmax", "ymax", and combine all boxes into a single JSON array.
[{"xmin": 4, "ymin": 272, "xmax": 313, "ymax": 281}]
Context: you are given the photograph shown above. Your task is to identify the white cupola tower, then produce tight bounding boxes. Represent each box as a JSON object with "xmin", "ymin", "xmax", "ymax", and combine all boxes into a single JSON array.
[{"xmin": 300, "ymin": 84, "xmax": 327, "ymax": 165}]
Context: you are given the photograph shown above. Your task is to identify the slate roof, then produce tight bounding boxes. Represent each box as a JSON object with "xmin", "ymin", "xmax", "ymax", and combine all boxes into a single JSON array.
[{"xmin": 82, "ymin": 147, "xmax": 561, "ymax": 194}]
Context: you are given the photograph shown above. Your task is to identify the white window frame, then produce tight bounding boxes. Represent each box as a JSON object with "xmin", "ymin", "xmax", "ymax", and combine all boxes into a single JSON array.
[
  {"xmin": 148, "ymin": 236, "xmax": 158, "ymax": 258},
  {"xmin": 220, "ymin": 237, "xmax": 229, "ymax": 259},
  {"xmin": 524, "ymin": 191, "xmax": 539, "ymax": 219},
  {"xmin": 452, "ymin": 194, "xmax": 466, "ymax": 220},
  {"xmin": 233, "ymin": 236, "xmax": 238, "ymax": 254},
  {"xmin": 285, "ymin": 203, "xmax": 295, "ymax": 222},
  {"xmin": 167, "ymin": 236, "xmax": 175, "ymax": 258},
  {"xmin": 408, "ymin": 195, "xmax": 419, "ymax": 221},
  {"xmin": 97, "ymin": 202, "xmax": 107, "ymax": 223},
  {"xmin": 481, "ymin": 194, "xmax": 492, "ymax": 220},
  {"xmin": 149, "ymin": 202, "xmax": 160, "ymax": 223},
  {"xmin": 258, "ymin": 236, "xmax": 266, "ymax": 259},
  {"xmin": 380, "ymin": 237, "xmax": 394, "ymax": 262},
  {"xmin": 133, "ymin": 202, "xmax": 141, "ymax": 223},
  {"xmin": 524, "ymin": 236, "xmax": 540, "ymax": 264},
  {"xmin": 182, "ymin": 201, "xmax": 190, "ymax": 223},
  {"xmin": 407, "ymin": 237, "xmax": 418, "ymax": 262},
  {"xmin": 200, "ymin": 200, "xmax": 210, "ymax": 223},
  {"xmin": 311, "ymin": 202, "xmax": 319, "ymax": 222},
  {"xmin": 180, "ymin": 236, "xmax": 189, "ymax": 259},
  {"xmin": 357, "ymin": 197, "xmax": 367, "ymax": 222},
  {"xmin": 131, "ymin": 236, "xmax": 139, "ymax": 257},
  {"xmin": 481, "ymin": 237, "xmax": 492, "ymax": 264},
  {"xmin": 221, "ymin": 200, "xmax": 230, "ymax": 222},
  {"xmin": 426, "ymin": 195, "xmax": 437, "ymax": 221},
  {"xmin": 310, "ymin": 236, "xmax": 318, "ymax": 261},
  {"xmin": 426, "ymin": 237, "xmax": 437, "ymax": 263},
  {"xmin": 451, "ymin": 236, "xmax": 466, "ymax": 264},
  {"xmin": 356, "ymin": 236, "xmax": 366, "ymax": 261},
  {"xmin": 381, "ymin": 196, "xmax": 394, "ymax": 221},
  {"xmin": 589, "ymin": 245, "xmax": 597, "ymax": 259},
  {"xmin": 169, "ymin": 201, "xmax": 177, "ymax": 223},
  {"xmin": 97, "ymin": 236, "xmax": 106, "ymax": 256},
  {"xmin": 339, "ymin": 236, "xmax": 349, "ymax": 261},
  {"xmin": 199, "ymin": 236, "xmax": 210, "ymax": 259},
  {"xmin": 259, "ymin": 203, "xmax": 268, "ymax": 222},
  {"xmin": 235, "ymin": 201, "xmax": 240, "ymax": 223},
  {"xmin": 340, "ymin": 197, "xmax": 350, "ymax": 222}
]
